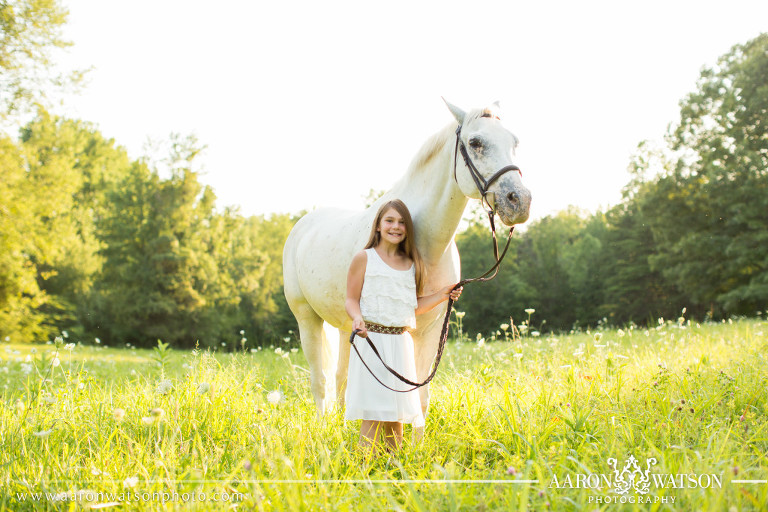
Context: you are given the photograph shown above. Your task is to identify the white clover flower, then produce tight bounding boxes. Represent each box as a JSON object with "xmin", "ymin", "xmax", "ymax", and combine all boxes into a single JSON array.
[
  {"xmin": 24, "ymin": 354, "xmax": 31, "ymax": 362},
  {"xmin": 524, "ymin": 308, "xmax": 535, "ymax": 315},
  {"xmin": 3, "ymin": 336, "xmax": 9, "ymax": 342},
  {"xmin": 64, "ymin": 343, "xmax": 75, "ymax": 351},
  {"xmin": 617, "ymin": 329, "xmax": 625, "ymax": 338},
  {"xmin": 156, "ymin": 379, "xmax": 173, "ymax": 395},
  {"xmin": 267, "ymin": 390, "xmax": 284, "ymax": 404},
  {"xmin": 196, "ymin": 382, "xmax": 210, "ymax": 395},
  {"xmin": 500, "ymin": 323, "xmax": 510, "ymax": 331},
  {"xmin": 33, "ymin": 429, "xmax": 53, "ymax": 437},
  {"xmin": 240, "ymin": 330, "xmax": 245, "ymax": 335},
  {"xmin": 455, "ymin": 311, "xmax": 466, "ymax": 319},
  {"xmin": 141, "ymin": 416, "xmax": 154, "ymax": 426},
  {"xmin": 21, "ymin": 363, "xmax": 33, "ymax": 375},
  {"xmin": 531, "ymin": 331, "xmax": 540, "ymax": 337},
  {"xmin": 518, "ymin": 324, "xmax": 528, "ymax": 332},
  {"xmin": 275, "ymin": 348, "xmax": 283, "ymax": 355},
  {"xmin": 62, "ymin": 331, "xmax": 68, "ymax": 338},
  {"xmin": 95, "ymin": 338, "xmax": 101, "ymax": 344},
  {"xmin": 123, "ymin": 476, "xmax": 139, "ymax": 488},
  {"xmin": 290, "ymin": 348, "xmax": 299, "ymax": 354},
  {"xmin": 594, "ymin": 333, "xmax": 603, "ymax": 342},
  {"xmin": 283, "ymin": 337, "xmax": 290, "ymax": 343},
  {"xmin": 150, "ymin": 407, "xmax": 165, "ymax": 420},
  {"xmin": 113, "ymin": 408, "xmax": 126, "ymax": 422},
  {"xmin": 250, "ymin": 349, "xmax": 258, "ymax": 353},
  {"xmin": 52, "ymin": 357, "xmax": 60, "ymax": 367},
  {"xmin": 476, "ymin": 338, "xmax": 485, "ymax": 347}
]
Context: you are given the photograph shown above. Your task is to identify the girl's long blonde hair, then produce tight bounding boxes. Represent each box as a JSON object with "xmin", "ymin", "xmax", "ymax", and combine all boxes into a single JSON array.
[{"xmin": 364, "ymin": 199, "xmax": 425, "ymax": 295}]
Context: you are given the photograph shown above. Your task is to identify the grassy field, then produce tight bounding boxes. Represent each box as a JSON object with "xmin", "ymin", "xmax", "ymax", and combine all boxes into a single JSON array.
[{"xmin": 1, "ymin": 315, "xmax": 767, "ymax": 511}]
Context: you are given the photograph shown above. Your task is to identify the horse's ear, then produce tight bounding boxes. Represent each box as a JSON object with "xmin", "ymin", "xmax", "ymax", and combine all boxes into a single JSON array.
[{"xmin": 442, "ymin": 97, "xmax": 466, "ymax": 125}]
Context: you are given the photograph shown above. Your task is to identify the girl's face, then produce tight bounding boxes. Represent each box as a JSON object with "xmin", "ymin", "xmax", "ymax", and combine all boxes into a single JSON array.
[{"xmin": 377, "ymin": 208, "xmax": 407, "ymax": 245}]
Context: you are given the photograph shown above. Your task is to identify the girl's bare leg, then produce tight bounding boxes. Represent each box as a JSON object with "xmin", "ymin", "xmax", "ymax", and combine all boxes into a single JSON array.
[
  {"xmin": 382, "ymin": 421, "xmax": 403, "ymax": 452},
  {"xmin": 359, "ymin": 420, "xmax": 381, "ymax": 454}
]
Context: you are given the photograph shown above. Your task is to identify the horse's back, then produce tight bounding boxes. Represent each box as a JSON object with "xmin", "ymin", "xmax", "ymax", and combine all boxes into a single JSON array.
[{"xmin": 283, "ymin": 208, "xmax": 372, "ymax": 329}]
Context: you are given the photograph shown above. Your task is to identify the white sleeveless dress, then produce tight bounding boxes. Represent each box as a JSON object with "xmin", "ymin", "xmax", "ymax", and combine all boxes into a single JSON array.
[{"xmin": 345, "ymin": 248, "xmax": 425, "ymax": 427}]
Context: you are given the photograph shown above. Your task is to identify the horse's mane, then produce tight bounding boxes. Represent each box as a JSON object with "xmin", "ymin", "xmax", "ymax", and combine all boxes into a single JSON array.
[{"xmin": 407, "ymin": 106, "xmax": 503, "ymax": 171}]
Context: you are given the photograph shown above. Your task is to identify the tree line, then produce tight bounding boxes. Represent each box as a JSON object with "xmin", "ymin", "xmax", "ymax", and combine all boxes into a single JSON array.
[{"xmin": 1, "ymin": 1, "xmax": 765, "ymax": 345}]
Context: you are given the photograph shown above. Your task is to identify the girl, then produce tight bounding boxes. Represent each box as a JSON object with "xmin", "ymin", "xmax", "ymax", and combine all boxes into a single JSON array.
[{"xmin": 345, "ymin": 199, "xmax": 462, "ymax": 453}]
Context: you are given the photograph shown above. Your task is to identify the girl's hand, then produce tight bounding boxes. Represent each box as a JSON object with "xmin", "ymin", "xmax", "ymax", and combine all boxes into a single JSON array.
[
  {"xmin": 353, "ymin": 317, "xmax": 367, "ymax": 338},
  {"xmin": 444, "ymin": 284, "xmax": 463, "ymax": 301}
]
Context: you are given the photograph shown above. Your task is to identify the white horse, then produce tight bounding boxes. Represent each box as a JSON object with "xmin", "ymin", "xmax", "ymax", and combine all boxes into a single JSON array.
[{"xmin": 282, "ymin": 100, "xmax": 531, "ymax": 432}]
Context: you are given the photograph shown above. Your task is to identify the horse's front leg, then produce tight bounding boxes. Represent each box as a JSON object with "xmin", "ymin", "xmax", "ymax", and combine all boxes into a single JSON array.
[{"xmin": 411, "ymin": 305, "xmax": 448, "ymax": 442}]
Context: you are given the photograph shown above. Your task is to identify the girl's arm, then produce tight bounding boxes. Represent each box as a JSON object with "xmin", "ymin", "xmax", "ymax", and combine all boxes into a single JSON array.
[
  {"xmin": 416, "ymin": 285, "xmax": 463, "ymax": 315},
  {"xmin": 346, "ymin": 251, "xmax": 368, "ymax": 337}
]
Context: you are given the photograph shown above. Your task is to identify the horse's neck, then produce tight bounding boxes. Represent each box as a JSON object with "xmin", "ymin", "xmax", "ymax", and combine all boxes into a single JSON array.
[{"xmin": 390, "ymin": 133, "xmax": 468, "ymax": 264}]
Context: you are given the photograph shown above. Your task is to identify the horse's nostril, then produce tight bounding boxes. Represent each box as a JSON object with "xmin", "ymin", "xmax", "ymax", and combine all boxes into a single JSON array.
[{"xmin": 507, "ymin": 191, "xmax": 519, "ymax": 205}]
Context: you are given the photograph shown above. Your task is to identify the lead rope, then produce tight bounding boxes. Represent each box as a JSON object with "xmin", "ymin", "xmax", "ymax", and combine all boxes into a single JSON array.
[{"xmin": 348, "ymin": 216, "xmax": 515, "ymax": 393}]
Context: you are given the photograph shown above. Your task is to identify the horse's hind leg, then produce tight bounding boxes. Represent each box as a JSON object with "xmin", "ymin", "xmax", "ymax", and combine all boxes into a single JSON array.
[
  {"xmin": 292, "ymin": 303, "xmax": 332, "ymax": 416},
  {"xmin": 336, "ymin": 329, "xmax": 352, "ymax": 408}
]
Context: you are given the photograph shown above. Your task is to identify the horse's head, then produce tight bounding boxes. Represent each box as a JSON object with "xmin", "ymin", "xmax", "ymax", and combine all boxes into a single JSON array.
[{"xmin": 444, "ymin": 100, "xmax": 532, "ymax": 226}]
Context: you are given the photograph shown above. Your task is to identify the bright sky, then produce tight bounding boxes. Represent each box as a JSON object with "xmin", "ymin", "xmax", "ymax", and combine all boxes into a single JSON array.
[{"xmin": 58, "ymin": 0, "xmax": 768, "ymax": 222}]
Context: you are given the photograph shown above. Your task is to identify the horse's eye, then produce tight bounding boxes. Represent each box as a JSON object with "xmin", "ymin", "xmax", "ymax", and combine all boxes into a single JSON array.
[{"xmin": 469, "ymin": 138, "xmax": 483, "ymax": 149}]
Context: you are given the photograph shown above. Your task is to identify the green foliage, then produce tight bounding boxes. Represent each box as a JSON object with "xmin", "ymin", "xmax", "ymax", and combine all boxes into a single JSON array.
[{"xmin": 0, "ymin": 0, "xmax": 84, "ymax": 122}]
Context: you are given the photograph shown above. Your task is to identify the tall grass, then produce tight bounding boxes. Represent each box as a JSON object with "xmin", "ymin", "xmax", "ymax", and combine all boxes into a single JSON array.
[{"xmin": 1, "ymin": 316, "xmax": 767, "ymax": 510}]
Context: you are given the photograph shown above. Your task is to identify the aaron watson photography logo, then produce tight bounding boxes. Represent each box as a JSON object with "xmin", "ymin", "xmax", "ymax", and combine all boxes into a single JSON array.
[{"xmin": 548, "ymin": 455, "xmax": 723, "ymax": 505}]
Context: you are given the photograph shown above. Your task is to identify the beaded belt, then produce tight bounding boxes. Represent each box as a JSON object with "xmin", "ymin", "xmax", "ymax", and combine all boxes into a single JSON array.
[{"xmin": 365, "ymin": 322, "xmax": 407, "ymax": 335}]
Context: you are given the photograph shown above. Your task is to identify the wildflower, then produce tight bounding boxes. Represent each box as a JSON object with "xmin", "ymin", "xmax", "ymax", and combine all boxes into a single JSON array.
[
  {"xmin": 54, "ymin": 336, "xmax": 63, "ymax": 348},
  {"xmin": 150, "ymin": 408, "xmax": 165, "ymax": 420},
  {"xmin": 531, "ymin": 331, "xmax": 540, "ymax": 337},
  {"xmin": 267, "ymin": 390, "xmax": 284, "ymax": 404},
  {"xmin": 507, "ymin": 466, "xmax": 517, "ymax": 475},
  {"xmin": 455, "ymin": 311, "xmax": 466, "ymax": 319},
  {"xmin": 113, "ymin": 408, "xmax": 126, "ymax": 422},
  {"xmin": 95, "ymin": 338, "xmax": 101, "ymax": 344},
  {"xmin": 52, "ymin": 357, "xmax": 60, "ymax": 367},
  {"xmin": 24, "ymin": 354, "xmax": 31, "ymax": 362},
  {"xmin": 250, "ymin": 349, "xmax": 258, "ymax": 354},
  {"xmin": 141, "ymin": 416, "xmax": 154, "ymax": 426},
  {"xmin": 525, "ymin": 308, "xmax": 535, "ymax": 315},
  {"xmin": 500, "ymin": 324, "xmax": 509, "ymax": 332},
  {"xmin": 62, "ymin": 331, "xmax": 69, "ymax": 338},
  {"xmin": 513, "ymin": 353, "xmax": 523, "ymax": 359},
  {"xmin": 283, "ymin": 337, "xmax": 290, "ymax": 343},
  {"xmin": 476, "ymin": 338, "xmax": 485, "ymax": 348},
  {"xmin": 21, "ymin": 363, "xmax": 33, "ymax": 375},
  {"xmin": 617, "ymin": 329, "xmax": 625, "ymax": 338},
  {"xmin": 156, "ymin": 379, "xmax": 173, "ymax": 395},
  {"xmin": 275, "ymin": 347, "xmax": 284, "ymax": 355},
  {"xmin": 240, "ymin": 330, "xmax": 245, "ymax": 335},
  {"xmin": 33, "ymin": 430, "xmax": 53, "ymax": 437},
  {"xmin": 64, "ymin": 343, "xmax": 76, "ymax": 351},
  {"xmin": 3, "ymin": 336, "xmax": 8, "ymax": 342},
  {"xmin": 196, "ymin": 382, "xmax": 210, "ymax": 395},
  {"xmin": 518, "ymin": 324, "xmax": 528, "ymax": 333},
  {"xmin": 123, "ymin": 476, "xmax": 139, "ymax": 488},
  {"xmin": 291, "ymin": 348, "xmax": 299, "ymax": 353}
]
